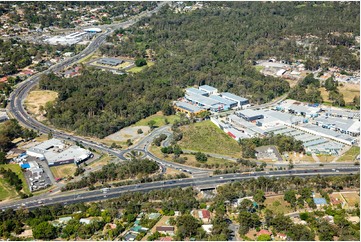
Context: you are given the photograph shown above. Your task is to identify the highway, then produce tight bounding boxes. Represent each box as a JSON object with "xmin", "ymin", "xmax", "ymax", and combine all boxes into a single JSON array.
[
  {"xmin": 3, "ymin": 1, "xmax": 359, "ymax": 210},
  {"xmin": 0, "ymin": 167, "xmax": 358, "ymax": 211}
]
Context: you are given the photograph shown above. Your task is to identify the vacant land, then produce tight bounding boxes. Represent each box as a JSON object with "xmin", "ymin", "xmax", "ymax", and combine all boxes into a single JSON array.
[
  {"xmin": 87, "ymin": 154, "xmax": 113, "ymax": 170},
  {"xmin": 320, "ymin": 83, "xmax": 359, "ymax": 105},
  {"xmin": 50, "ymin": 164, "xmax": 77, "ymax": 179},
  {"xmin": 105, "ymin": 125, "xmax": 150, "ymax": 142},
  {"xmin": 0, "ymin": 177, "xmax": 16, "ymax": 201},
  {"xmin": 264, "ymin": 195, "xmax": 294, "ymax": 214},
  {"xmin": 24, "ymin": 90, "xmax": 58, "ymax": 121},
  {"xmin": 342, "ymin": 192, "xmax": 360, "ymax": 207},
  {"xmin": 178, "ymin": 121, "xmax": 242, "ymax": 157},
  {"xmin": 133, "ymin": 111, "xmax": 180, "ymax": 127},
  {"xmin": 338, "ymin": 146, "xmax": 360, "ymax": 162},
  {"xmin": 0, "ymin": 164, "xmax": 30, "ymax": 199},
  {"xmin": 150, "ymin": 145, "xmax": 234, "ymax": 170},
  {"xmin": 317, "ymin": 154, "xmax": 336, "ymax": 162},
  {"xmin": 128, "ymin": 61, "xmax": 155, "ymax": 73},
  {"xmin": 338, "ymin": 83, "xmax": 360, "ymax": 103}
]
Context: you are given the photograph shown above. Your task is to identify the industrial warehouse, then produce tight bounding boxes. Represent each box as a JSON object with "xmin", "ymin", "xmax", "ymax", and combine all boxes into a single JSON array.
[
  {"xmin": 97, "ymin": 57, "xmax": 124, "ymax": 66},
  {"xmin": 44, "ymin": 28, "xmax": 101, "ymax": 45},
  {"xmin": 27, "ymin": 138, "xmax": 93, "ymax": 166},
  {"xmin": 174, "ymin": 85, "xmax": 250, "ymax": 116},
  {"xmin": 211, "ymin": 99, "xmax": 360, "ymax": 156}
]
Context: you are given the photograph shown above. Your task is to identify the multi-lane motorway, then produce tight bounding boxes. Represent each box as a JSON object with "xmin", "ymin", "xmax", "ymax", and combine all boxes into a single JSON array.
[
  {"xmin": 0, "ymin": 167, "xmax": 358, "ymax": 211},
  {"xmin": 3, "ymin": 1, "xmax": 359, "ymax": 211}
]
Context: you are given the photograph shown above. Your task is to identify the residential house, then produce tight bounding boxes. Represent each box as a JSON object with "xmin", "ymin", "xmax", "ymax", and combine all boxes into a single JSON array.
[
  {"xmin": 59, "ymin": 216, "xmax": 72, "ymax": 224},
  {"xmin": 277, "ymin": 233, "xmax": 288, "ymax": 240},
  {"xmin": 148, "ymin": 213, "xmax": 161, "ymax": 220},
  {"xmin": 257, "ymin": 229, "xmax": 272, "ymax": 237},
  {"xmin": 201, "ymin": 224, "xmax": 213, "ymax": 234},
  {"xmin": 80, "ymin": 218, "xmax": 94, "ymax": 224},
  {"xmin": 198, "ymin": 209, "xmax": 211, "ymax": 223},
  {"xmin": 155, "ymin": 237, "xmax": 173, "ymax": 241},
  {"xmin": 123, "ymin": 232, "xmax": 137, "ymax": 241},
  {"xmin": 313, "ymin": 198, "xmax": 328, "ymax": 208},
  {"xmin": 323, "ymin": 215, "xmax": 334, "ymax": 224},
  {"xmin": 156, "ymin": 226, "xmax": 175, "ymax": 235}
]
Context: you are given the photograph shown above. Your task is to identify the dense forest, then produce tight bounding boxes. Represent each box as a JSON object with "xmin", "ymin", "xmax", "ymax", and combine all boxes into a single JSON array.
[
  {"xmin": 0, "ymin": 119, "xmax": 37, "ymax": 163},
  {"xmin": 39, "ymin": 71, "xmax": 182, "ymax": 138},
  {"xmin": 40, "ymin": 2, "xmax": 359, "ymax": 137}
]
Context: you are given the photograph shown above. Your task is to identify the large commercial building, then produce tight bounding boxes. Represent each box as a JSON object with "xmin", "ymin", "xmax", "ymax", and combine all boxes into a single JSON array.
[
  {"xmin": 97, "ymin": 58, "xmax": 124, "ymax": 66},
  {"xmin": 45, "ymin": 32, "xmax": 87, "ymax": 45},
  {"xmin": 185, "ymin": 93, "xmax": 230, "ymax": 112},
  {"xmin": 236, "ymin": 109, "xmax": 264, "ymax": 121},
  {"xmin": 174, "ymin": 101, "xmax": 206, "ymax": 117},
  {"xmin": 180, "ymin": 85, "xmax": 250, "ymax": 113},
  {"xmin": 220, "ymin": 92, "xmax": 249, "ymax": 108},
  {"xmin": 185, "ymin": 87, "xmax": 208, "ymax": 96},
  {"xmin": 199, "ymin": 85, "xmax": 218, "ymax": 95},
  {"xmin": 27, "ymin": 138, "xmax": 92, "ymax": 166},
  {"xmin": 84, "ymin": 27, "xmax": 102, "ymax": 33}
]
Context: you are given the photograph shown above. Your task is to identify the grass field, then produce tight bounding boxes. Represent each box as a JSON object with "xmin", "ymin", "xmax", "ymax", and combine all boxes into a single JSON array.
[
  {"xmin": 87, "ymin": 154, "xmax": 112, "ymax": 169},
  {"xmin": 317, "ymin": 155, "xmax": 336, "ymax": 162},
  {"xmin": 264, "ymin": 195, "xmax": 294, "ymax": 214},
  {"xmin": 338, "ymin": 146, "xmax": 360, "ymax": 162},
  {"xmin": 254, "ymin": 65, "xmax": 265, "ymax": 72},
  {"xmin": 50, "ymin": 164, "xmax": 77, "ymax": 179},
  {"xmin": 24, "ymin": 90, "xmax": 58, "ymax": 120},
  {"xmin": 127, "ymin": 61, "xmax": 155, "ymax": 73},
  {"xmin": 320, "ymin": 83, "xmax": 360, "ymax": 104},
  {"xmin": 0, "ymin": 164, "xmax": 30, "ymax": 200},
  {"xmin": 132, "ymin": 111, "xmax": 180, "ymax": 127},
  {"xmin": 338, "ymin": 83, "xmax": 360, "ymax": 103},
  {"xmin": 178, "ymin": 121, "xmax": 242, "ymax": 157},
  {"xmin": 342, "ymin": 192, "xmax": 360, "ymax": 207},
  {"xmin": 0, "ymin": 177, "xmax": 16, "ymax": 201}
]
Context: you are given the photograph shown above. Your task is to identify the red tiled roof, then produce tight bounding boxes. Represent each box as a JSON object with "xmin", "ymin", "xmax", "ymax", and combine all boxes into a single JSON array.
[
  {"xmin": 156, "ymin": 237, "xmax": 173, "ymax": 241},
  {"xmin": 0, "ymin": 77, "xmax": 8, "ymax": 82},
  {"xmin": 201, "ymin": 209, "xmax": 211, "ymax": 219},
  {"xmin": 257, "ymin": 230, "xmax": 272, "ymax": 236}
]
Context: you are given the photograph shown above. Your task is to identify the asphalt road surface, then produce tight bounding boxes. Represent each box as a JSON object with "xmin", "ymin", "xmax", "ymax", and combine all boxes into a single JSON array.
[
  {"xmin": 0, "ymin": 167, "xmax": 358, "ymax": 211},
  {"xmin": 4, "ymin": 1, "xmax": 359, "ymax": 211}
]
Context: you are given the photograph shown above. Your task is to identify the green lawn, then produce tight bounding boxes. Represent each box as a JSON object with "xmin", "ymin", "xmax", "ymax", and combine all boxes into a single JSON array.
[
  {"xmin": 178, "ymin": 121, "xmax": 242, "ymax": 157},
  {"xmin": 338, "ymin": 146, "xmax": 360, "ymax": 162},
  {"xmin": 254, "ymin": 65, "xmax": 265, "ymax": 72},
  {"xmin": 0, "ymin": 178, "xmax": 16, "ymax": 201},
  {"xmin": 264, "ymin": 196, "xmax": 294, "ymax": 214},
  {"xmin": 0, "ymin": 164, "xmax": 30, "ymax": 200},
  {"xmin": 133, "ymin": 112, "xmax": 180, "ymax": 127},
  {"xmin": 127, "ymin": 61, "xmax": 155, "ymax": 73}
]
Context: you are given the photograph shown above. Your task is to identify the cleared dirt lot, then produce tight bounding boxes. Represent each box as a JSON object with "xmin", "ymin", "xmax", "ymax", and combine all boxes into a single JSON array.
[
  {"xmin": 24, "ymin": 90, "xmax": 58, "ymax": 121},
  {"xmin": 50, "ymin": 164, "xmax": 77, "ymax": 179},
  {"xmin": 104, "ymin": 125, "xmax": 150, "ymax": 142},
  {"xmin": 341, "ymin": 192, "xmax": 360, "ymax": 207}
]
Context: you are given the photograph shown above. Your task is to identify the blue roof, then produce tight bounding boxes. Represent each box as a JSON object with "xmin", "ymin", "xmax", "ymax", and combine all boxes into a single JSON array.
[
  {"xmin": 313, "ymin": 198, "xmax": 327, "ymax": 205},
  {"xmin": 21, "ymin": 163, "xmax": 30, "ymax": 169}
]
